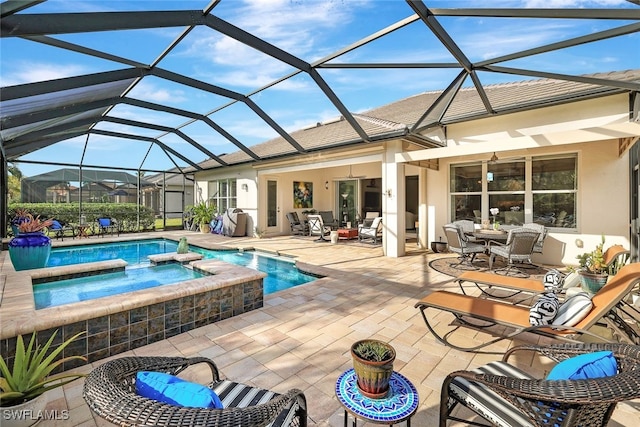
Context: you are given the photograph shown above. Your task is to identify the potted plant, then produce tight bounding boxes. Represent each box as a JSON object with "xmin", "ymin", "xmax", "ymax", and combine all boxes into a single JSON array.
[
  {"xmin": 0, "ymin": 330, "xmax": 86, "ymax": 427},
  {"xmin": 350, "ymin": 339, "xmax": 396, "ymax": 399},
  {"xmin": 190, "ymin": 201, "xmax": 216, "ymax": 233},
  {"xmin": 574, "ymin": 235, "xmax": 608, "ymax": 294},
  {"xmin": 8, "ymin": 213, "xmax": 53, "ymax": 271},
  {"xmin": 9, "ymin": 208, "xmax": 31, "ymax": 236}
]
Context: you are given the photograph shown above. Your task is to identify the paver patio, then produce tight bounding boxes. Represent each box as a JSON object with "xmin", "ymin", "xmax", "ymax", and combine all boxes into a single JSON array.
[{"xmin": 1, "ymin": 231, "xmax": 637, "ymax": 426}]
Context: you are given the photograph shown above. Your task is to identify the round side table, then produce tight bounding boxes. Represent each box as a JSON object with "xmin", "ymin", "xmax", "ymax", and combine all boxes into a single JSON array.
[{"xmin": 335, "ymin": 368, "xmax": 419, "ymax": 426}]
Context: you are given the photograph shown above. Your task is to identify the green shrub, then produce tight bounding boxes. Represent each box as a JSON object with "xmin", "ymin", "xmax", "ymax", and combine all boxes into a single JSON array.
[{"xmin": 7, "ymin": 202, "xmax": 156, "ymax": 234}]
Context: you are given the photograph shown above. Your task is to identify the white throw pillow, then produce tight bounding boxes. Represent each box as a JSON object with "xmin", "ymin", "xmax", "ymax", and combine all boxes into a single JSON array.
[
  {"xmin": 552, "ymin": 292, "xmax": 593, "ymax": 327},
  {"xmin": 529, "ymin": 292, "xmax": 559, "ymax": 326},
  {"xmin": 562, "ymin": 272, "xmax": 581, "ymax": 289}
]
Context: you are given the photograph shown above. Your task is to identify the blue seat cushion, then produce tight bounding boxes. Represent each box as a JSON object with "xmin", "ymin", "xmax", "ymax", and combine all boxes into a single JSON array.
[
  {"xmin": 51, "ymin": 220, "xmax": 62, "ymax": 229},
  {"xmin": 546, "ymin": 351, "xmax": 617, "ymax": 380},
  {"xmin": 136, "ymin": 371, "xmax": 223, "ymax": 409},
  {"xmin": 98, "ymin": 218, "xmax": 111, "ymax": 227}
]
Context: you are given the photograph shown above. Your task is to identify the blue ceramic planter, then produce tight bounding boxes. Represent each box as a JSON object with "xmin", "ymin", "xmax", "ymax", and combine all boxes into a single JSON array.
[{"xmin": 8, "ymin": 232, "xmax": 52, "ymax": 271}]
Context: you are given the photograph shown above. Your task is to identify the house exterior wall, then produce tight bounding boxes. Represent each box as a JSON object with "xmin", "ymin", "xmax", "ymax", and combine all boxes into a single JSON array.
[
  {"xmin": 420, "ymin": 94, "xmax": 634, "ymax": 267},
  {"xmin": 192, "ymin": 92, "xmax": 637, "ymax": 265},
  {"xmin": 196, "ymin": 167, "xmax": 258, "ymax": 233}
]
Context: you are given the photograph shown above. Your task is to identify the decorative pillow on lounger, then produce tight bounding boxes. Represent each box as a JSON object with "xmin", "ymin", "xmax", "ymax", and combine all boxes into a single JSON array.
[
  {"xmin": 529, "ymin": 292, "xmax": 559, "ymax": 326},
  {"xmin": 542, "ymin": 269, "xmax": 565, "ymax": 293},
  {"xmin": 552, "ymin": 292, "xmax": 593, "ymax": 327},
  {"xmin": 546, "ymin": 351, "xmax": 617, "ymax": 380},
  {"xmin": 136, "ymin": 371, "xmax": 223, "ymax": 409},
  {"xmin": 562, "ymin": 271, "xmax": 581, "ymax": 289}
]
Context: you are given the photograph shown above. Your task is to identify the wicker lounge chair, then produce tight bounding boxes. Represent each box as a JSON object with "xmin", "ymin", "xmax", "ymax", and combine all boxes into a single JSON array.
[
  {"xmin": 415, "ymin": 262, "xmax": 640, "ymax": 352},
  {"xmin": 83, "ymin": 356, "xmax": 307, "ymax": 427},
  {"xmin": 440, "ymin": 342, "xmax": 640, "ymax": 427}
]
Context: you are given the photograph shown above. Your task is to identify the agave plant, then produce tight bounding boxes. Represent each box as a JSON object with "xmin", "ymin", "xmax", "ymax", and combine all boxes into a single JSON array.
[{"xmin": 0, "ymin": 330, "xmax": 87, "ymax": 406}]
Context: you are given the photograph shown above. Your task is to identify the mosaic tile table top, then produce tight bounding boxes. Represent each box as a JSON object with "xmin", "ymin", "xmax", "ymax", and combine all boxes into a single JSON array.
[{"xmin": 335, "ymin": 368, "xmax": 419, "ymax": 424}]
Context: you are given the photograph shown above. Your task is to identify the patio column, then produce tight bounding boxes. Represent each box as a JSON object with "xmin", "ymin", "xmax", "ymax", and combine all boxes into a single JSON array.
[
  {"xmin": 418, "ymin": 167, "xmax": 428, "ymax": 249},
  {"xmin": 382, "ymin": 140, "xmax": 405, "ymax": 257}
]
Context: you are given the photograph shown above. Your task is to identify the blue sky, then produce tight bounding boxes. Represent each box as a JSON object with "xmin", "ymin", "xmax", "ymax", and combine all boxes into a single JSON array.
[{"xmin": 2, "ymin": 0, "xmax": 639, "ymax": 177}]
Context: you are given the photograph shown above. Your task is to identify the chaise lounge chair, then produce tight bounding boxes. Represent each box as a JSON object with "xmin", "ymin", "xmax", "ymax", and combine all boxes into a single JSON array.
[
  {"xmin": 440, "ymin": 342, "xmax": 640, "ymax": 427},
  {"xmin": 415, "ymin": 262, "xmax": 640, "ymax": 352},
  {"xmin": 455, "ymin": 244, "xmax": 631, "ymax": 302},
  {"xmin": 97, "ymin": 216, "xmax": 119, "ymax": 237},
  {"xmin": 48, "ymin": 219, "xmax": 76, "ymax": 241},
  {"xmin": 83, "ymin": 356, "xmax": 307, "ymax": 427}
]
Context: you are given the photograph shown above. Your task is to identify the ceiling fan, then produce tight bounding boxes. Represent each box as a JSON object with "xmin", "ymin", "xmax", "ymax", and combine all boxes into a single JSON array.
[{"xmin": 334, "ymin": 164, "xmax": 367, "ymax": 180}]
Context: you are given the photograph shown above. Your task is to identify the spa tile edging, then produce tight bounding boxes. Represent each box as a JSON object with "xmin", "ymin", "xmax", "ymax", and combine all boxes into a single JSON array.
[{"xmin": 0, "ymin": 259, "xmax": 266, "ymax": 371}]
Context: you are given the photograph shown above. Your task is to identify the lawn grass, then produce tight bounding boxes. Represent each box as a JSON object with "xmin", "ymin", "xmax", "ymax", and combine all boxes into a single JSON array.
[{"xmin": 155, "ymin": 218, "xmax": 183, "ymax": 229}]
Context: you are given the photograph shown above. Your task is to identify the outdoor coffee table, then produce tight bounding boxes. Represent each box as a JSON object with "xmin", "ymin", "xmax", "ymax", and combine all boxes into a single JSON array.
[
  {"xmin": 337, "ymin": 228, "xmax": 358, "ymax": 240},
  {"xmin": 335, "ymin": 368, "xmax": 419, "ymax": 426}
]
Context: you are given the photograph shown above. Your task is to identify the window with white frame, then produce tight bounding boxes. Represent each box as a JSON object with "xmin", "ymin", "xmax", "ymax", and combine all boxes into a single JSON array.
[
  {"xmin": 450, "ymin": 154, "xmax": 577, "ymax": 229},
  {"xmin": 208, "ymin": 178, "xmax": 237, "ymax": 214}
]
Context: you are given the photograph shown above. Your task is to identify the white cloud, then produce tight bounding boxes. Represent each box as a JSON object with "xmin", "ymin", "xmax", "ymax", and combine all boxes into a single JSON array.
[
  {"xmin": 2, "ymin": 61, "xmax": 87, "ymax": 86},
  {"xmin": 127, "ymin": 81, "xmax": 188, "ymax": 103}
]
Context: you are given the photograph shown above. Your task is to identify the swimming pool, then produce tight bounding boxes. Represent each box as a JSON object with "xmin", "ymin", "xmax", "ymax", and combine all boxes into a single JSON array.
[{"xmin": 38, "ymin": 239, "xmax": 317, "ymax": 307}]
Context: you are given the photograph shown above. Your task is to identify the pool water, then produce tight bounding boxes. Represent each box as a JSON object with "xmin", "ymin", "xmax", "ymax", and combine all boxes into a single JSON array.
[
  {"xmin": 34, "ymin": 263, "xmax": 207, "ymax": 309},
  {"xmin": 36, "ymin": 239, "xmax": 317, "ymax": 308}
]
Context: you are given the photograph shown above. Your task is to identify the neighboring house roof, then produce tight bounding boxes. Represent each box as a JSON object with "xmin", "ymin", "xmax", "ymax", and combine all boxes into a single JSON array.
[
  {"xmin": 22, "ymin": 168, "xmax": 153, "ymax": 186},
  {"xmin": 197, "ymin": 69, "xmax": 640, "ymax": 170}
]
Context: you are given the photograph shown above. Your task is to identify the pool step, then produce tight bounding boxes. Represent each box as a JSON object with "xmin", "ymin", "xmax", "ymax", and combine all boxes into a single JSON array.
[{"xmin": 148, "ymin": 251, "xmax": 203, "ymax": 265}]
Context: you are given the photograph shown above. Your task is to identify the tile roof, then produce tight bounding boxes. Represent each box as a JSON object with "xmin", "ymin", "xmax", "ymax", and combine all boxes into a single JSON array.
[{"xmin": 198, "ymin": 69, "xmax": 640, "ymax": 170}]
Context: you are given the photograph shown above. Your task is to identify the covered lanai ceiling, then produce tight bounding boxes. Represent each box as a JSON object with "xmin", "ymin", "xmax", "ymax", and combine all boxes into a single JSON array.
[{"xmin": 1, "ymin": 0, "xmax": 640, "ymax": 175}]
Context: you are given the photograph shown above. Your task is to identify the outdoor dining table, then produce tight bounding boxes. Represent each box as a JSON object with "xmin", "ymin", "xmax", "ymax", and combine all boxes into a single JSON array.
[{"xmin": 468, "ymin": 229, "xmax": 508, "ymax": 250}]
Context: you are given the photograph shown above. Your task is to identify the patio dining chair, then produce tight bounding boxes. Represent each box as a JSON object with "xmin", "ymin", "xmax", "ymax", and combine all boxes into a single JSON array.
[
  {"xmin": 83, "ymin": 356, "xmax": 308, "ymax": 427},
  {"xmin": 522, "ymin": 222, "xmax": 547, "ymax": 254},
  {"xmin": 443, "ymin": 224, "xmax": 486, "ymax": 267},
  {"xmin": 439, "ymin": 342, "xmax": 640, "ymax": 427},
  {"xmin": 488, "ymin": 228, "xmax": 540, "ymax": 275}
]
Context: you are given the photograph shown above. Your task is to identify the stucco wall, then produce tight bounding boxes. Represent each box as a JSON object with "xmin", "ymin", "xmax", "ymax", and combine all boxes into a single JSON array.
[{"xmin": 428, "ymin": 140, "xmax": 629, "ymax": 267}]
